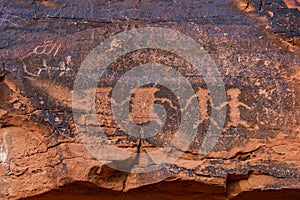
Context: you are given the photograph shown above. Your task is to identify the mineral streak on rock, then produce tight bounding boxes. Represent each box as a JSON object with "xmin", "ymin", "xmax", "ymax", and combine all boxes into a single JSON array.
[{"xmin": 0, "ymin": 0, "xmax": 300, "ymax": 199}]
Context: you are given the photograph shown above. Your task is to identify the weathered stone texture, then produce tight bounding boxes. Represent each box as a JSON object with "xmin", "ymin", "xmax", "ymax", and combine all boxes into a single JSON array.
[{"xmin": 0, "ymin": 0, "xmax": 300, "ymax": 199}]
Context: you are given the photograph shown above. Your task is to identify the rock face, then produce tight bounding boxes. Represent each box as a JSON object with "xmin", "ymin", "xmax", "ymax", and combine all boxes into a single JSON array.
[{"xmin": 0, "ymin": 0, "xmax": 300, "ymax": 199}]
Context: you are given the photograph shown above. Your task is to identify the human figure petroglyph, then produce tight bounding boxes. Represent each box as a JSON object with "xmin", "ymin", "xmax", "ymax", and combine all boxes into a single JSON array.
[
  {"xmin": 97, "ymin": 87, "xmax": 258, "ymax": 131},
  {"xmin": 212, "ymin": 88, "xmax": 259, "ymax": 130},
  {"xmin": 196, "ymin": 88, "xmax": 210, "ymax": 123},
  {"xmin": 110, "ymin": 87, "xmax": 173, "ymax": 126},
  {"xmin": 226, "ymin": 89, "xmax": 251, "ymax": 128},
  {"xmin": 130, "ymin": 88, "xmax": 160, "ymax": 124},
  {"xmin": 194, "ymin": 88, "xmax": 218, "ymax": 127},
  {"xmin": 183, "ymin": 88, "xmax": 220, "ymax": 128}
]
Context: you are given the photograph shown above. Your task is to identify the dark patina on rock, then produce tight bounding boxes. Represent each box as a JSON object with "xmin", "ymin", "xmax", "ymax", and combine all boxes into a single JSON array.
[{"xmin": 0, "ymin": 0, "xmax": 299, "ymax": 199}]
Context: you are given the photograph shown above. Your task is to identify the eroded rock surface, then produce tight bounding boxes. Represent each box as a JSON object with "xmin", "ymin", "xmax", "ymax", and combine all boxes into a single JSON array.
[{"xmin": 0, "ymin": 0, "xmax": 300, "ymax": 199}]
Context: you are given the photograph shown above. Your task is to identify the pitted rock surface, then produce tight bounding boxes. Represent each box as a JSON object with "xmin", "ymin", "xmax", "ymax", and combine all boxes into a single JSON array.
[{"xmin": 0, "ymin": 0, "xmax": 300, "ymax": 199}]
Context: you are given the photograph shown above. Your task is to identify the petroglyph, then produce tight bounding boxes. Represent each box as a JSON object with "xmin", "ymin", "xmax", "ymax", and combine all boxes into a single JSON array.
[
  {"xmin": 21, "ymin": 58, "xmax": 49, "ymax": 77},
  {"xmin": 108, "ymin": 39, "xmax": 122, "ymax": 52},
  {"xmin": 0, "ymin": 14, "xmax": 21, "ymax": 27},
  {"xmin": 213, "ymin": 88, "xmax": 259, "ymax": 130},
  {"xmin": 226, "ymin": 89, "xmax": 253, "ymax": 129},
  {"xmin": 0, "ymin": 132, "xmax": 8, "ymax": 164},
  {"xmin": 130, "ymin": 88, "xmax": 160, "ymax": 124},
  {"xmin": 21, "ymin": 41, "xmax": 72, "ymax": 77},
  {"xmin": 96, "ymin": 87, "xmax": 259, "ymax": 131},
  {"xmin": 195, "ymin": 88, "xmax": 210, "ymax": 124},
  {"xmin": 30, "ymin": 40, "xmax": 62, "ymax": 57}
]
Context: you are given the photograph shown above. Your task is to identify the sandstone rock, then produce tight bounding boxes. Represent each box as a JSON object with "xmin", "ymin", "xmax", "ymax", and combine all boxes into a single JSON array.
[{"xmin": 0, "ymin": 0, "xmax": 299, "ymax": 199}]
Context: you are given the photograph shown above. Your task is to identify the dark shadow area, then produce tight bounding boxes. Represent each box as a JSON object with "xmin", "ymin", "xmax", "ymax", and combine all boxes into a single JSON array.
[{"xmin": 22, "ymin": 181, "xmax": 300, "ymax": 200}]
